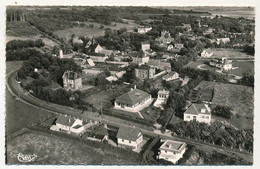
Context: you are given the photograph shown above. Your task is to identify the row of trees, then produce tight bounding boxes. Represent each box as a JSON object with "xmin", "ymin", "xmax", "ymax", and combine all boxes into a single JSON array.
[
  {"xmin": 6, "ymin": 48, "xmax": 42, "ymax": 61},
  {"xmin": 6, "ymin": 39, "xmax": 45, "ymax": 50},
  {"xmin": 168, "ymin": 120, "xmax": 253, "ymax": 152}
]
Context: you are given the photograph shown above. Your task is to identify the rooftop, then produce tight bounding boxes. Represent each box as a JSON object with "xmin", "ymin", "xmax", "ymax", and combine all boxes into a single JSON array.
[
  {"xmin": 184, "ymin": 103, "xmax": 211, "ymax": 115},
  {"xmin": 116, "ymin": 126, "xmax": 142, "ymax": 141},
  {"xmin": 55, "ymin": 115, "xmax": 75, "ymax": 127},
  {"xmin": 158, "ymin": 90, "xmax": 169, "ymax": 95},
  {"xmin": 115, "ymin": 88, "xmax": 151, "ymax": 105},
  {"xmin": 159, "ymin": 140, "xmax": 186, "ymax": 153}
]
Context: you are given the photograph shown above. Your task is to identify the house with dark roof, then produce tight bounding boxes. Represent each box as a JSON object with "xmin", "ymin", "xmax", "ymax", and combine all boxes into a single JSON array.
[
  {"xmin": 116, "ymin": 126, "xmax": 143, "ymax": 149},
  {"xmin": 131, "ymin": 52, "xmax": 150, "ymax": 65},
  {"xmin": 51, "ymin": 115, "xmax": 93, "ymax": 135},
  {"xmin": 62, "ymin": 71, "xmax": 82, "ymax": 91},
  {"xmin": 157, "ymin": 140, "xmax": 187, "ymax": 164},
  {"xmin": 135, "ymin": 64, "xmax": 156, "ymax": 80},
  {"xmin": 114, "ymin": 86, "xmax": 152, "ymax": 112},
  {"xmin": 183, "ymin": 103, "xmax": 211, "ymax": 124},
  {"xmin": 147, "ymin": 59, "xmax": 171, "ymax": 71},
  {"xmin": 162, "ymin": 71, "xmax": 179, "ymax": 81}
]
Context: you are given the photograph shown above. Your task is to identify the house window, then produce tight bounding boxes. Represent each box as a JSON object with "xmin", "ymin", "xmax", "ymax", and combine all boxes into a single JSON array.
[
  {"xmin": 186, "ymin": 115, "xmax": 190, "ymax": 118},
  {"xmin": 193, "ymin": 116, "xmax": 197, "ymax": 120},
  {"xmin": 122, "ymin": 139, "xmax": 124, "ymax": 142},
  {"xmin": 129, "ymin": 140, "xmax": 131, "ymax": 143},
  {"xmin": 206, "ymin": 116, "xmax": 209, "ymax": 119},
  {"xmin": 202, "ymin": 116, "xmax": 205, "ymax": 119},
  {"xmin": 165, "ymin": 150, "xmax": 167, "ymax": 153}
]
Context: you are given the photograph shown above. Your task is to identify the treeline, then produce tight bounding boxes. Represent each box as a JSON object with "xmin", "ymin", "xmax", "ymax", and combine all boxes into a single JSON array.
[
  {"xmin": 6, "ymin": 39, "xmax": 45, "ymax": 50},
  {"xmin": 6, "ymin": 48, "xmax": 42, "ymax": 61},
  {"xmin": 168, "ymin": 120, "xmax": 253, "ymax": 152}
]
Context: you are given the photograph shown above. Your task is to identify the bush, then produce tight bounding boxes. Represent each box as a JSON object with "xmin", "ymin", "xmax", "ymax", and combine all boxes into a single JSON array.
[{"xmin": 212, "ymin": 105, "xmax": 233, "ymax": 119}]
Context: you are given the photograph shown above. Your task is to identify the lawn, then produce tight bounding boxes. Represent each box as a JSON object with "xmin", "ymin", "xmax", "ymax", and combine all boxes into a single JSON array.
[
  {"xmin": 140, "ymin": 106, "xmax": 162, "ymax": 123},
  {"xmin": 184, "ymin": 60, "xmax": 205, "ymax": 69},
  {"xmin": 207, "ymin": 48, "xmax": 254, "ymax": 59},
  {"xmin": 227, "ymin": 61, "xmax": 254, "ymax": 76},
  {"xmin": 6, "ymin": 130, "xmax": 144, "ymax": 165}
]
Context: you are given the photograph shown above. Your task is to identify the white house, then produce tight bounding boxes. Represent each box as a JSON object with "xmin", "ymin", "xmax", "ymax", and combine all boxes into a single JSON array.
[
  {"xmin": 201, "ymin": 49, "xmax": 213, "ymax": 58},
  {"xmin": 116, "ymin": 126, "xmax": 143, "ymax": 150},
  {"xmin": 154, "ymin": 90, "xmax": 169, "ymax": 108},
  {"xmin": 157, "ymin": 140, "xmax": 187, "ymax": 164},
  {"xmin": 114, "ymin": 86, "xmax": 152, "ymax": 112},
  {"xmin": 183, "ymin": 103, "xmax": 211, "ymax": 124},
  {"xmin": 141, "ymin": 42, "xmax": 150, "ymax": 52},
  {"xmin": 51, "ymin": 115, "xmax": 93, "ymax": 135},
  {"xmin": 137, "ymin": 26, "xmax": 152, "ymax": 34},
  {"xmin": 62, "ymin": 71, "xmax": 82, "ymax": 91},
  {"xmin": 216, "ymin": 38, "xmax": 230, "ymax": 44},
  {"xmin": 162, "ymin": 71, "xmax": 179, "ymax": 81},
  {"xmin": 167, "ymin": 45, "xmax": 174, "ymax": 51},
  {"xmin": 209, "ymin": 57, "xmax": 232, "ymax": 71}
]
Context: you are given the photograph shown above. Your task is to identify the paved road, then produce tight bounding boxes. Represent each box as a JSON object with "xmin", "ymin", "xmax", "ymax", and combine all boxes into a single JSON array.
[{"xmin": 6, "ymin": 69, "xmax": 253, "ymax": 163}]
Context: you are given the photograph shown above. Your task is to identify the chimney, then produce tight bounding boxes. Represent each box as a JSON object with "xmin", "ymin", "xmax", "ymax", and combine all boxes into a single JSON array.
[
  {"xmin": 134, "ymin": 85, "xmax": 136, "ymax": 89},
  {"xmin": 68, "ymin": 119, "xmax": 71, "ymax": 123},
  {"xmin": 59, "ymin": 50, "xmax": 63, "ymax": 58}
]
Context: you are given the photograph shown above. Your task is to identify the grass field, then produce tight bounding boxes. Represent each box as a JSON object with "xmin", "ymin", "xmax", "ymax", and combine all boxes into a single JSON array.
[
  {"xmin": 227, "ymin": 61, "xmax": 254, "ymax": 76},
  {"xmin": 195, "ymin": 81, "xmax": 254, "ymax": 118},
  {"xmin": 208, "ymin": 48, "xmax": 254, "ymax": 59},
  {"xmin": 6, "ymin": 130, "xmax": 143, "ymax": 165},
  {"xmin": 6, "ymin": 61, "xmax": 53, "ymax": 135}
]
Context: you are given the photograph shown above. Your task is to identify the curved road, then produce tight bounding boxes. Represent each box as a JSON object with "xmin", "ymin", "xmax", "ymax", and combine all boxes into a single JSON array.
[{"xmin": 6, "ymin": 69, "xmax": 253, "ymax": 163}]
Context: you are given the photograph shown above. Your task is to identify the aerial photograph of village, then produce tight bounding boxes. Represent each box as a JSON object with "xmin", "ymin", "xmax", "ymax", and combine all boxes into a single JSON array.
[{"xmin": 5, "ymin": 5, "xmax": 254, "ymax": 165}]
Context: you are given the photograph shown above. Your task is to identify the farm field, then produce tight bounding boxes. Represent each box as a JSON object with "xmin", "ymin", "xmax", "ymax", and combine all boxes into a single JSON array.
[
  {"xmin": 6, "ymin": 21, "xmax": 40, "ymax": 37},
  {"xmin": 6, "ymin": 130, "xmax": 143, "ymax": 165}
]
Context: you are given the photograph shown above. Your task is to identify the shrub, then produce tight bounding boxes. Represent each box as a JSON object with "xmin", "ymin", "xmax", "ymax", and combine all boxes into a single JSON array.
[{"xmin": 212, "ymin": 105, "xmax": 233, "ymax": 119}]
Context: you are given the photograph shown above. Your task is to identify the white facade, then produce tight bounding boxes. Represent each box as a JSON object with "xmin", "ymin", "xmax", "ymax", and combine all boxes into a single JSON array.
[
  {"xmin": 201, "ymin": 50, "xmax": 213, "ymax": 58},
  {"xmin": 138, "ymin": 26, "xmax": 152, "ymax": 34},
  {"xmin": 184, "ymin": 104, "xmax": 211, "ymax": 124},
  {"xmin": 183, "ymin": 113, "xmax": 211, "ymax": 124},
  {"xmin": 55, "ymin": 119, "xmax": 92, "ymax": 134},
  {"xmin": 114, "ymin": 95, "xmax": 152, "ymax": 112},
  {"xmin": 163, "ymin": 72, "xmax": 179, "ymax": 81},
  {"xmin": 141, "ymin": 43, "xmax": 150, "ymax": 51},
  {"xmin": 94, "ymin": 44, "xmax": 104, "ymax": 53},
  {"xmin": 117, "ymin": 134, "xmax": 143, "ymax": 149},
  {"xmin": 158, "ymin": 140, "xmax": 187, "ymax": 164}
]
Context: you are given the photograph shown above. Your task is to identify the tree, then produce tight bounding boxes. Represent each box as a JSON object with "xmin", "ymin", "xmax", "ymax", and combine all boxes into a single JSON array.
[{"xmin": 212, "ymin": 105, "xmax": 233, "ymax": 119}]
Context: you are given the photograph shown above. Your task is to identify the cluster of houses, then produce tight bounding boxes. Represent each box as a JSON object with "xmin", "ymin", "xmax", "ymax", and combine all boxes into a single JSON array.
[{"xmin": 50, "ymin": 114, "xmax": 187, "ymax": 164}]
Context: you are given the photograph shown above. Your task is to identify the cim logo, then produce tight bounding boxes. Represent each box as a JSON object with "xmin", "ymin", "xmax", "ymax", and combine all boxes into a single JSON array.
[{"xmin": 13, "ymin": 153, "xmax": 37, "ymax": 163}]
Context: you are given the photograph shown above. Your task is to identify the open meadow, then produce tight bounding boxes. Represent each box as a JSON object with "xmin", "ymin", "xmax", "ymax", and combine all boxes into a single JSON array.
[{"xmin": 6, "ymin": 130, "xmax": 143, "ymax": 165}]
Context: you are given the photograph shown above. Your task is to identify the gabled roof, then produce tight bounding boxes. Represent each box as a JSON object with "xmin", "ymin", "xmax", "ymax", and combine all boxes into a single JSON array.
[
  {"xmin": 62, "ymin": 71, "xmax": 81, "ymax": 80},
  {"xmin": 55, "ymin": 115, "xmax": 75, "ymax": 127},
  {"xmin": 116, "ymin": 126, "xmax": 142, "ymax": 141},
  {"xmin": 158, "ymin": 90, "xmax": 169, "ymax": 95},
  {"xmin": 115, "ymin": 88, "xmax": 151, "ymax": 105},
  {"xmin": 202, "ymin": 49, "xmax": 212, "ymax": 54},
  {"xmin": 184, "ymin": 103, "xmax": 211, "ymax": 115},
  {"xmin": 163, "ymin": 71, "xmax": 178, "ymax": 79}
]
